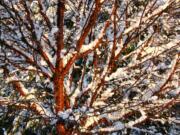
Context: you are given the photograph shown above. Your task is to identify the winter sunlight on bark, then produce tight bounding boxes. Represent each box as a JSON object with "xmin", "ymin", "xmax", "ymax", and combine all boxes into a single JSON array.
[{"xmin": 0, "ymin": 0, "xmax": 179, "ymax": 134}]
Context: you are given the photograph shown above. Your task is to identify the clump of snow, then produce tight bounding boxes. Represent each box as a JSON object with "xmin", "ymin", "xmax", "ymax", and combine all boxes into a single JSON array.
[
  {"xmin": 80, "ymin": 39, "xmax": 99, "ymax": 53},
  {"xmin": 51, "ymin": 26, "xmax": 58, "ymax": 35},
  {"xmin": 46, "ymin": 6, "xmax": 56, "ymax": 23},
  {"xmin": 93, "ymin": 121, "xmax": 124, "ymax": 133},
  {"xmin": 63, "ymin": 51, "xmax": 77, "ymax": 67},
  {"xmin": 83, "ymin": 115, "xmax": 101, "ymax": 130},
  {"xmin": 58, "ymin": 109, "xmax": 72, "ymax": 119},
  {"xmin": 93, "ymin": 101, "xmax": 106, "ymax": 106},
  {"xmin": 168, "ymin": 87, "xmax": 180, "ymax": 97},
  {"xmin": 30, "ymin": 1, "xmax": 40, "ymax": 14},
  {"xmin": 105, "ymin": 68, "xmax": 126, "ymax": 81}
]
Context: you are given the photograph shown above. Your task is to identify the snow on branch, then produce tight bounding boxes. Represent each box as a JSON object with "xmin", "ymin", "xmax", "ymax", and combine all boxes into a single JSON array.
[
  {"xmin": 127, "ymin": 38, "xmax": 180, "ymax": 68},
  {"xmin": 142, "ymin": 54, "xmax": 179, "ymax": 101},
  {"xmin": 123, "ymin": 0, "xmax": 173, "ymax": 35},
  {"xmin": 126, "ymin": 109, "xmax": 147, "ymax": 127},
  {"xmin": 80, "ymin": 21, "xmax": 110, "ymax": 54}
]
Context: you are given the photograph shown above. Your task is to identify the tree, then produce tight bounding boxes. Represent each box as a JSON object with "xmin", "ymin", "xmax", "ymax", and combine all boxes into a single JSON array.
[{"xmin": 0, "ymin": 0, "xmax": 179, "ymax": 134}]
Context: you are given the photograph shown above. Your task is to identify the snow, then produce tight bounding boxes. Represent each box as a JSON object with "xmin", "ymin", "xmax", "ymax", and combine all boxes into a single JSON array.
[
  {"xmin": 25, "ymin": 94, "xmax": 36, "ymax": 100},
  {"xmin": 93, "ymin": 87, "xmax": 114, "ymax": 107},
  {"xmin": 46, "ymin": 6, "xmax": 56, "ymax": 23},
  {"xmin": 96, "ymin": 48, "xmax": 101, "ymax": 55},
  {"xmin": 142, "ymin": 54, "xmax": 178, "ymax": 101},
  {"xmin": 93, "ymin": 101, "xmax": 106, "ymax": 106},
  {"xmin": 2, "ymin": 128, "xmax": 7, "ymax": 135},
  {"xmin": 169, "ymin": 117, "xmax": 180, "ymax": 124},
  {"xmin": 58, "ymin": 109, "xmax": 72, "ymax": 119},
  {"xmin": 1, "ymin": 0, "xmax": 179, "ymax": 134},
  {"xmin": 62, "ymin": 51, "xmax": 77, "ymax": 67},
  {"xmin": 30, "ymin": 1, "xmax": 39, "ymax": 13},
  {"xmin": 94, "ymin": 121, "xmax": 124, "ymax": 133},
  {"xmin": 105, "ymin": 68, "xmax": 126, "ymax": 81},
  {"xmin": 58, "ymin": 111, "xmax": 70, "ymax": 119},
  {"xmin": 126, "ymin": 109, "xmax": 147, "ymax": 127},
  {"xmin": 51, "ymin": 26, "xmax": 59, "ymax": 35},
  {"xmin": 80, "ymin": 21, "xmax": 108, "ymax": 53},
  {"xmin": 39, "ymin": 64, "xmax": 52, "ymax": 77},
  {"xmin": 70, "ymin": 87, "xmax": 80, "ymax": 106},
  {"xmin": 80, "ymin": 106, "xmax": 87, "ymax": 112},
  {"xmin": 124, "ymin": 0, "xmax": 172, "ymax": 35},
  {"xmin": 150, "ymin": 96, "xmax": 158, "ymax": 101},
  {"xmin": 128, "ymin": 38, "xmax": 179, "ymax": 69},
  {"xmin": 80, "ymin": 38, "xmax": 100, "ymax": 53},
  {"xmin": 5, "ymin": 76, "xmax": 29, "ymax": 95},
  {"xmin": 50, "ymin": 119, "xmax": 58, "ymax": 125},
  {"xmin": 115, "ymin": 42, "xmax": 123, "ymax": 56},
  {"xmin": 101, "ymin": 108, "xmax": 132, "ymax": 121},
  {"xmin": 83, "ymin": 115, "xmax": 101, "ymax": 130},
  {"xmin": 168, "ymin": 87, "xmax": 180, "ymax": 97},
  {"xmin": 0, "ymin": 69, "xmax": 3, "ymax": 74}
]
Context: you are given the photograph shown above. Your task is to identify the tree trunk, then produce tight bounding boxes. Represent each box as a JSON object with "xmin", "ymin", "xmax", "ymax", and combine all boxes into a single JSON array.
[
  {"xmin": 54, "ymin": 70, "xmax": 66, "ymax": 135},
  {"xmin": 54, "ymin": 0, "xmax": 66, "ymax": 134},
  {"xmin": 54, "ymin": 75, "xmax": 64, "ymax": 113}
]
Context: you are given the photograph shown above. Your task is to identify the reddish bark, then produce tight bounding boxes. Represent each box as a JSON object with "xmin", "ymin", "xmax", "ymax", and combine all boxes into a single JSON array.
[
  {"xmin": 56, "ymin": 123, "xmax": 66, "ymax": 135},
  {"xmin": 11, "ymin": 80, "xmax": 45, "ymax": 115},
  {"xmin": 54, "ymin": 75, "xmax": 64, "ymax": 113},
  {"xmin": 76, "ymin": 0, "xmax": 102, "ymax": 51},
  {"xmin": 12, "ymin": 81, "xmax": 27, "ymax": 96},
  {"xmin": 54, "ymin": 0, "xmax": 66, "ymax": 134},
  {"xmin": 65, "ymin": 92, "xmax": 71, "ymax": 109}
]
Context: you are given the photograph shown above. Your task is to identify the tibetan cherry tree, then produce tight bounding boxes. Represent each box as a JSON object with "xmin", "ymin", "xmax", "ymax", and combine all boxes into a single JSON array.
[{"xmin": 0, "ymin": 0, "xmax": 180, "ymax": 134}]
